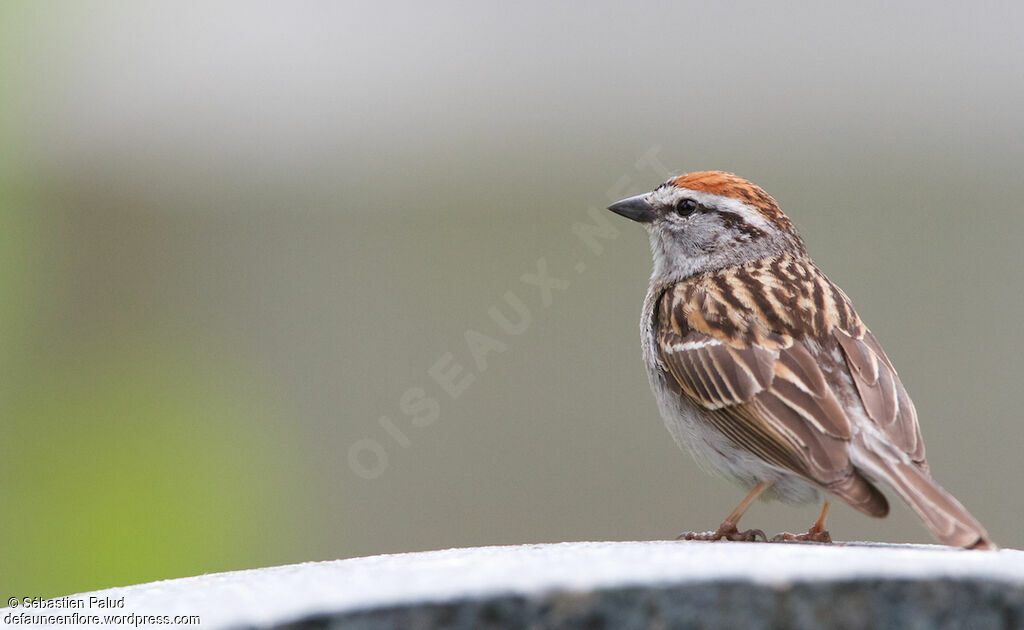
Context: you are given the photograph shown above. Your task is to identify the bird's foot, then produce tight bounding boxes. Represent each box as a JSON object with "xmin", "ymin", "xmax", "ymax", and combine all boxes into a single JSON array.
[
  {"xmin": 770, "ymin": 528, "xmax": 832, "ymax": 543},
  {"xmin": 772, "ymin": 502, "xmax": 833, "ymax": 543},
  {"xmin": 677, "ymin": 521, "xmax": 767, "ymax": 542}
]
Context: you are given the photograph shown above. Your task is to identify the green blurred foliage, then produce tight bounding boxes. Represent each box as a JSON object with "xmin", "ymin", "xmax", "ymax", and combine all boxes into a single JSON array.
[
  {"xmin": 0, "ymin": 3, "xmax": 33, "ymax": 373},
  {"xmin": 0, "ymin": 3, "xmax": 304, "ymax": 598},
  {"xmin": 1, "ymin": 340, "xmax": 301, "ymax": 598}
]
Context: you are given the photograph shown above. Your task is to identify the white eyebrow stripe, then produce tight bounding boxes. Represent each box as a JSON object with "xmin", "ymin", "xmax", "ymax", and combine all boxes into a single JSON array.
[{"xmin": 647, "ymin": 185, "xmax": 772, "ymax": 232}]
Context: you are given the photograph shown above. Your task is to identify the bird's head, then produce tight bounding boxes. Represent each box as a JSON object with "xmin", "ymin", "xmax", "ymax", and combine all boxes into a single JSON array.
[{"xmin": 608, "ymin": 171, "xmax": 805, "ymax": 280}]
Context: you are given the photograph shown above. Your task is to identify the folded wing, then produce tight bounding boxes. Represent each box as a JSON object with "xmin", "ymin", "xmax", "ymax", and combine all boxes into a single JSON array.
[{"xmin": 656, "ymin": 276, "xmax": 890, "ymax": 517}]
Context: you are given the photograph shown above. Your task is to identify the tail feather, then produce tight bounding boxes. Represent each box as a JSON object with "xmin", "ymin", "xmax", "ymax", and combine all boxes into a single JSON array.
[{"xmin": 882, "ymin": 460, "xmax": 995, "ymax": 549}]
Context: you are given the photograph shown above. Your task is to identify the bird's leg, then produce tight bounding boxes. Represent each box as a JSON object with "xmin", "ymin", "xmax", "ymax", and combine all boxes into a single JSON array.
[
  {"xmin": 772, "ymin": 501, "xmax": 833, "ymax": 543},
  {"xmin": 677, "ymin": 481, "xmax": 771, "ymax": 542}
]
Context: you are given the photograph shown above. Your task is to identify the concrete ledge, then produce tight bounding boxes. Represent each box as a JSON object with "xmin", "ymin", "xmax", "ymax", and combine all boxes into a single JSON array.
[{"xmin": 9, "ymin": 541, "xmax": 1024, "ymax": 629}]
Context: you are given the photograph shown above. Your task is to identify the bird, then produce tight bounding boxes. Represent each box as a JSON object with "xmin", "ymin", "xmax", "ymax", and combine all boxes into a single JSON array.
[{"xmin": 607, "ymin": 170, "xmax": 995, "ymax": 549}]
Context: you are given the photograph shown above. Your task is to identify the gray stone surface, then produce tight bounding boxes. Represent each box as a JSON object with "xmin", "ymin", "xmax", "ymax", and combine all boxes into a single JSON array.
[{"xmin": 6, "ymin": 541, "xmax": 1024, "ymax": 629}]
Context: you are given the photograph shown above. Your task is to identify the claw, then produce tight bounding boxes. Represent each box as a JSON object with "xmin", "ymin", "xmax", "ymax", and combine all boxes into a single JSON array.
[
  {"xmin": 736, "ymin": 528, "xmax": 768, "ymax": 542},
  {"xmin": 675, "ymin": 482, "xmax": 773, "ymax": 544},
  {"xmin": 771, "ymin": 502, "xmax": 833, "ymax": 543},
  {"xmin": 771, "ymin": 529, "xmax": 832, "ymax": 543},
  {"xmin": 677, "ymin": 522, "xmax": 767, "ymax": 543}
]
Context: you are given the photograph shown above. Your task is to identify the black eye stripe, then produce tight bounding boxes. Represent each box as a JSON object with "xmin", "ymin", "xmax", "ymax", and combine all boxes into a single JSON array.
[{"xmin": 717, "ymin": 210, "xmax": 766, "ymax": 239}]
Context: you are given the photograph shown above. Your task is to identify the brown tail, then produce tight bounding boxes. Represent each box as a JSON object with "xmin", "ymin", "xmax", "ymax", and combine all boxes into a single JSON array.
[{"xmin": 880, "ymin": 460, "xmax": 996, "ymax": 549}]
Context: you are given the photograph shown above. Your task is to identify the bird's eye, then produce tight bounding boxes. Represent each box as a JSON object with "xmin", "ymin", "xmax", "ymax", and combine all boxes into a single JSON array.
[{"xmin": 675, "ymin": 198, "xmax": 698, "ymax": 216}]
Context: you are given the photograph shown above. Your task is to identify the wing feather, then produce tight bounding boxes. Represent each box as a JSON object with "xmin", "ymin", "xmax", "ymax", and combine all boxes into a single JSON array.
[
  {"xmin": 659, "ymin": 323, "xmax": 852, "ymax": 481},
  {"xmin": 835, "ymin": 330, "xmax": 925, "ymax": 463},
  {"xmin": 654, "ymin": 263, "xmax": 893, "ymax": 517},
  {"xmin": 662, "ymin": 333, "xmax": 777, "ymax": 408}
]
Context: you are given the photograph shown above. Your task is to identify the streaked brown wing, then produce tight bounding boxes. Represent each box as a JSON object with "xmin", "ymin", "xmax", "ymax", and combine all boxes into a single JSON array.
[
  {"xmin": 656, "ymin": 330, "xmax": 776, "ymax": 408},
  {"xmin": 656, "ymin": 277, "xmax": 889, "ymax": 515},
  {"xmin": 659, "ymin": 326, "xmax": 852, "ymax": 484},
  {"xmin": 834, "ymin": 329, "xmax": 926, "ymax": 464}
]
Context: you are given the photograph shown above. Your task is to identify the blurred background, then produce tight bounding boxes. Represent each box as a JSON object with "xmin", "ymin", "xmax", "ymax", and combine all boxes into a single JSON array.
[{"xmin": 2, "ymin": 1, "xmax": 1023, "ymax": 599}]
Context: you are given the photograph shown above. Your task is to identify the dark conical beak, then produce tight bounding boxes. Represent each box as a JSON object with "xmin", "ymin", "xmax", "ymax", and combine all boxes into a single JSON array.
[{"xmin": 607, "ymin": 194, "xmax": 655, "ymax": 223}]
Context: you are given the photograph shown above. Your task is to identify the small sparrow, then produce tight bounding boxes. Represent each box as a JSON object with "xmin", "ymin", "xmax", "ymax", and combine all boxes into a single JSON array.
[{"xmin": 608, "ymin": 171, "xmax": 994, "ymax": 549}]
